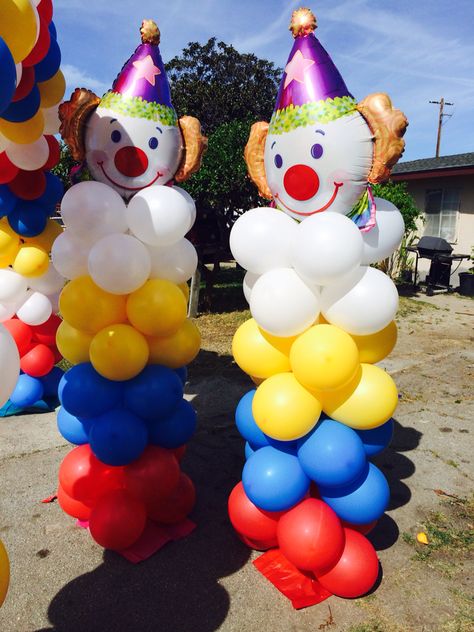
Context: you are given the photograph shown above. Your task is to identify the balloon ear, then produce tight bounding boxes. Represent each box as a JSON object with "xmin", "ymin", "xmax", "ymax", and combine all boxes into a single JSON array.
[
  {"xmin": 174, "ymin": 116, "xmax": 207, "ymax": 182},
  {"xmin": 244, "ymin": 122, "xmax": 272, "ymax": 200},
  {"xmin": 59, "ymin": 88, "xmax": 101, "ymax": 161},
  {"xmin": 357, "ymin": 93, "xmax": 408, "ymax": 184}
]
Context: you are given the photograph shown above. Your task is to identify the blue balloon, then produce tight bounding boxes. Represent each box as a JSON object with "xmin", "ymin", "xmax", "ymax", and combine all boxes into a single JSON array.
[
  {"xmin": 245, "ymin": 442, "xmax": 256, "ymax": 460},
  {"xmin": 0, "ymin": 37, "xmax": 16, "ymax": 115},
  {"xmin": 89, "ymin": 409, "xmax": 148, "ymax": 466},
  {"xmin": 0, "ymin": 185, "xmax": 17, "ymax": 218},
  {"xmin": 49, "ymin": 21, "xmax": 57, "ymax": 40},
  {"xmin": 319, "ymin": 463, "xmax": 390, "ymax": 524},
  {"xmin": 57, "ymin": 407, "xmax": 91, "ymax": 445},
  {"xmin": 58, "ymin": 363, "xmax": 122, "ymax": 418},
  {"xmin": 37, "ymin": 173, "xmax": 64, "ymax": 215},
  {"xmin": 10, "ymin": 374, "xmax": 44, "ymax": 407},
  {"xmin": 174, "ymin": 366, "xmax": 188, "ymax": 385},
  {"xmin": 39, "ymin": 366, "xmax": 64, "ymax": 398},
  {"xmin": 8, "ymin": 203, "xmax": 47, "ymax": 237},
  {"xmin": 297, "ymin": 417, "xmax": 367, "ymax": 488},
  {"xmin": 242, "ymin": 446, "xmax": 310, "ymax": 512},
  {"xmin": 148, "ymin": 399, "xmax": 197, "ymax": 449},
  {"xmin": 1, "ymin": 84, "xmax": 40, "ymax": 122},
  {"xmin": 356, "ymin": 419, "xmax": 394, "ymax": 457},
  {"xmin": 35, "ymin": 37, "xmax": 61, "ymax": 82},
  {"xmin": 123, "ymin": 365, "xmax": 183, "ymax": 421}
]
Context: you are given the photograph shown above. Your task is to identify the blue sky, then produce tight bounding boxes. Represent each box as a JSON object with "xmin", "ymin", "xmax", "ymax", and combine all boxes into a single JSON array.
[{"xmin": 54, "ymin": 0, "xmax": 474, "ymax": 161}]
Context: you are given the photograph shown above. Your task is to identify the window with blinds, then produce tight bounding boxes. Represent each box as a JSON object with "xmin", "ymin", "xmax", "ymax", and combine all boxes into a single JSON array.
[{"xmin": 424, "ymin": 188, "xmax": 460, "ymax": 243}]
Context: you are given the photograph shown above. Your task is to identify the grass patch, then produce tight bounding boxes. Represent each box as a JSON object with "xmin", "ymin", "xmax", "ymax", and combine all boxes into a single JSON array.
[
  {"xmin": 397, "ymin": 296, "xmax": 439, "ymax": 318},
  {"xmin": 348, "ymin": 623, "xmax": 387, "ymax": 632},
  {"xmin": 196, "ymin": 310, "xmax": 249, "ymax": 356}
]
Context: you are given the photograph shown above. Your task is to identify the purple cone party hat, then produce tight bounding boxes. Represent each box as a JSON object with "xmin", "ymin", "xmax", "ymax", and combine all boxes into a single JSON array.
[
  {"xmin": 99, "ymin": 20, "xmax": 177, "ymax": 127},
  {"xmin": 269, "ymin": 8, "xmax": 357, "ymax": 135}
]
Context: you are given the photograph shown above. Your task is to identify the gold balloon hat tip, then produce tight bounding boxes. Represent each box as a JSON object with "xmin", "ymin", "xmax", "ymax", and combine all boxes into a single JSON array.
[
  {"xmin": 289, "ymin": 8, "xmax": 317, "ymax": 38},
  {"xmin": 140, "ymin": 19, "xmax": 160, "ymax": 45}
]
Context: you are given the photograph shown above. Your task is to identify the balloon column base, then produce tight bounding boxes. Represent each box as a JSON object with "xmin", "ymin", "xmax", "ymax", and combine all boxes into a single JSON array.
[
  {"xmin": 0, "ymin": 396, "xmax": 59, "ymax": 417},
  {"xmin": 77, "ymin": 518, "xmax": 196, "ymax": 563},
  {"xmin": 253, "ymin": 548, "xmax": 332, "ymax": 609}
]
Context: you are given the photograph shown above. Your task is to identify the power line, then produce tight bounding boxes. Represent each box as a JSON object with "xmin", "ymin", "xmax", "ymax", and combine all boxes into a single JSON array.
[{"xmin": 429, "ymin": 98, "xmax": 454, "ymax": 158}]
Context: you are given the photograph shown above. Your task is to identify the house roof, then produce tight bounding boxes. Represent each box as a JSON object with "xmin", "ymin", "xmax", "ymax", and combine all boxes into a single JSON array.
[{"xmin": 392, "ymin": 152, "xmax": 474, "ymax": 176}]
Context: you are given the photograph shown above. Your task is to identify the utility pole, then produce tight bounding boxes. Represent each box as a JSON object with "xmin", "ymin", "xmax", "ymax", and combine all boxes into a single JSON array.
[{"xmin": 429, "ymin": 98, "xmax": 454, "ymax": 158}]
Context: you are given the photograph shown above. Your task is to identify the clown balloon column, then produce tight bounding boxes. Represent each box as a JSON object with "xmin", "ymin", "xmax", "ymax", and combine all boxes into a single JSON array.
[
  {"xmin": 52, "ymin": 20, "xmax": 206, "ymax": 553},
  {"xmin": 228, "ymin": 9, "xmax": 408, "ymax": 604},
  {"xmin": 0, "ymin": 0, "xmax": 65, "ymax": 415}
]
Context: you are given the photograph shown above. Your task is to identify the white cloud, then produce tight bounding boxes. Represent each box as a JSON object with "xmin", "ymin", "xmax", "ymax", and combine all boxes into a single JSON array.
[{"xmin": 61, "ymin": 64, "xmax": 109, "ymax": 95}]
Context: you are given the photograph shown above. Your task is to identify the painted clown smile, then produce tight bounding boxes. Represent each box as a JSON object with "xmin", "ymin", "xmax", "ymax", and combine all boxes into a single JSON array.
[
  {"xmin": 97, "ymin": 161, "xmax": 163, "ymax": 191},
  {"xmin": 275, "ymin": 181, "xmax": 343, "ymax": 216}
]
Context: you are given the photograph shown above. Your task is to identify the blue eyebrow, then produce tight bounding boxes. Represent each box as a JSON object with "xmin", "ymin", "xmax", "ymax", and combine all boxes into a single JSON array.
[
  {"xmin": 156, "ymin": 127, "xmax": 163, "ymax": 134},
  {"xmin": 271, "ymin": 141, "xmax": 276, "ymax": 149},
  {"xmin": 315, "ymin": 129, "xmax": 325, "ymax": 135}
]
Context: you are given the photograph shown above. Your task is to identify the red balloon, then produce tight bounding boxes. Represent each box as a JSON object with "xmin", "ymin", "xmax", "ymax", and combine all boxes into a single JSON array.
[
  {"xmin": 0, "ymin": 152, "xmax": 19, "ymax": 184},
  {"xmin": 57, "ymin": 485, "xmax": 92, "ymax": 521},
  {"xmin": 20, "ymin": 343, "xmax": 55, "ymax": 377},
  {"xmin": 59, "ymin": 445, "xmax": 125, "ymax": 504},
  {"xmin": 43, "ymin": 136, "xmax": 60, "ymax": 170},
  {"xmin": 31, "ymin": 313, "xmax": 61, "ymax": 346},
  {"xmin": 89, "ymin": 489, "xmax": 147, "ymax": 550},
  {"xmin": 173, "ymin": 445, "xmax": 186, "ymax": 463},
  {"xmin": 316, "ymin": 528, "xmax": 380, "ymax": 598},
  {"xmin": 8, "ymin": 169, "xmax": 46, "ymax": 200},
  {"xmin": 148, "ymin": 473, "xmax": 195, "ymax": 524},
  {"xmin": 228, "ymin": 481, "xmax": 283, "ymax": 543},
  {"xmin": 237, "ymin": 533, "xmax": 277, "ymax": 551},
  {"xmin": 12, "ymin": 66, "xmax": 36, "ymax": 103},
  {"xmin": 342, "ymin": 519, "xmax": 378, "ymax": 536},
  {"xmin": 123, "ymin": 445, "xmax": 180, "ymax": 506},
  {"xmin": 277, "ymin": 498, "xmax": 345, "ymax": 574},
  {"xmin": 37, "ymin": 0, "xmax": 53, "ymax": 23},
  {"xmin": 22, "ymin": 17, "xmax": 50, "ymax": 67},
  {"xmin": 52, "ymin": 347, "xmax": 62, "ymax": 363},
  {"xmin": 2, "ymin": 318, "xmax": 32, "ymax": 356}
]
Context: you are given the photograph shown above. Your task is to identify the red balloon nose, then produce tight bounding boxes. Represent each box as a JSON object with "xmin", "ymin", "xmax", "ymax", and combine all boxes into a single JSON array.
[
  {"xmin": 283, "ymin": 164, "xmax": 320, "ymax": 201},
  {"xmin": 114, "ymin": 146, "xmax": 149, "ymax": 177}
]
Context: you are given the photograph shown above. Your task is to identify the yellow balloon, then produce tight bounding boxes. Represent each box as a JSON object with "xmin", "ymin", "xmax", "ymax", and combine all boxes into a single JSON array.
[
  {"xmin": 351, "ymin": 321, "xmax": 398, "ymax": 364},
  {"xmin": 126, "ymin": 279, "xmax": 187, "ymax": 337},
  {"xmin": 178, "ymin": 282, "xmax": 190, "ymax": 302},
  {"xmin": 0, "ymin": 0, "xmax": 37, "ymax": 62},
  {"xmin": 232, "ymin": 318, "xmax": 295, "ymax": 379},
  {"xmin": 38, "ymin": 71, "xmax": 66, "ymax": 108},
  {"xmin": 290, "ymin": 324, "xmax": 360, "ymax": 392},
  {"xmin": 25, "ymin": 219, "xmax": 63, "ymax": 252},
  {"xmin": 90, "ymin": 324, "xmax": 149, "ymax": 381},
  {"xmin": 0, "ymin": 219, "xmax": 20, "ymax": 266},
  {"xmin": 147, "ymin": 319, "xmax": 201, "ymax": 368},
  {"xmin": 56, "ymin": 321, "xmax": 93, "ymax": 365},
  {"xmin": 13, "ymin": 244, "xmax": 49, "ymax": 277},
  {"xmin": 323, "ymin": 363, "xmax": 398, "ymax": 430},
  {"xmin": 0, "ymin": 109, "xmax": 44, "ymax": 144},
  {"xmin": 252, "ymin": 372, "xmax": 322, "ymax": 441},
  {"xmin": 59, "ymin": 276, "xmax": 127, "ymax": 333},
  {"xmin": 251, "ymin": 376, "xmax": 265, "ymax": 386},
  {"xmin": 0, "ymin": 539, "xmax": 9, "ymax": 607}
]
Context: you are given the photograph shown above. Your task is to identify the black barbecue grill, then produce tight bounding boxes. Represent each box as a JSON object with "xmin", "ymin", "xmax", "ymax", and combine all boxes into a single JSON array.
[{"xmin": 408, "ymin": 236, "xmax": 470, "ymax": 295}]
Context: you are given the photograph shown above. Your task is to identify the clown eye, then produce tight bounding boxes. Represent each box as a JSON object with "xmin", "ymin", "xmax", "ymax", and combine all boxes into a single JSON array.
[
  {"xmin": 311, "ymin": 143, "xmax": 323, "ymax": 159},
  {"xmin": 111, "ymin": 130, "xmax": 121, "ymax": 143},
  {"xmin": 274, "ymin": 154, "xmax": 283, "ymax": 168},
  {"xmin": 149, "ymin": 137, "xmax": 159, "ymax": 150}
]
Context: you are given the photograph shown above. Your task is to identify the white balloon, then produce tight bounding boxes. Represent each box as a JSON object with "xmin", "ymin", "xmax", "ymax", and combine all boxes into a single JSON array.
[
  {"xmin": 361, "ymin": 198, "xmax": 405, "ymax": 265},
  {"xmin": 172, "ymin": 186, "xmax": 197, "ymax": 230},
  {"xmin": 88, "ymin": 233, "xmax": 151, "ymax": 294},
  {"xmin": 49, "ymin": 290, "xmax": 61, "ymax": 314},
  {"xmin": 16, "ymin": 291, "xmax": 52, "ymax": 326},
  {"xmin": 230, "ymin": 208, "xmax": 297, "ymax": 275},
  {"xmin": 126, "ymin": 185, "xmax": 193, "ymax": 246},
  {"xmin": 250, "ymin": 268, "xmax": 320, "ymax": 337},
  {"xmin": 0, "ymin": 324, "xmax": 20, "ymax": 407},
  {"xmin": 243, "ymin": 271, "xmax": 259, "ymax": 304},
  {"xmin": 28, "ymin": 265, "xmax": 65, "ymax": 295},
  {"xmin": 15, "ymin": 63, "xmax": 22, "ymax": 86},
  {"xmin": 321, "ymin": 266, "xmax": 399, "ymax": 335},
  {"xmin": 6, "ymin": 136, "xmax": 49, "ymax": 171},
  {"xmin": 0, "ymin": 269, "xmax": 28, "ymax": 302},
  {"xmin": 147, "ymin": 239, "xmax": 197, "ymax": 283},
  {"xmin": 0, "ymin": 300, "xmax": 20, "ymax": 322},
  {"xmin": 60, "ymin": 181, "xmax": 128, "ymax": 240},
  {"xmin": 0, "ymin": 131, "xmax": 11, "ymax": 153},
  {"xmin": 292, "ymin": 212, "xmax": 363, "ymax": 286},
  {"xmin": 51, "ymin": 231, "xmax": 91, "ymax": 280},
  {"xmin": 42, "ymin": 105, "xmax": 61, "ymax": 135}
]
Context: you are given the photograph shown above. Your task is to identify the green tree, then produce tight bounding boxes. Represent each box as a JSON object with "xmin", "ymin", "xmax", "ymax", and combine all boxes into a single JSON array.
[
  {"xmin": 372, "ymin": 180, "xmax": 422, "ymax": 233},
  {"xmin": 51, "ymin": 141, "xmax": 91, "ymax": 192}
]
